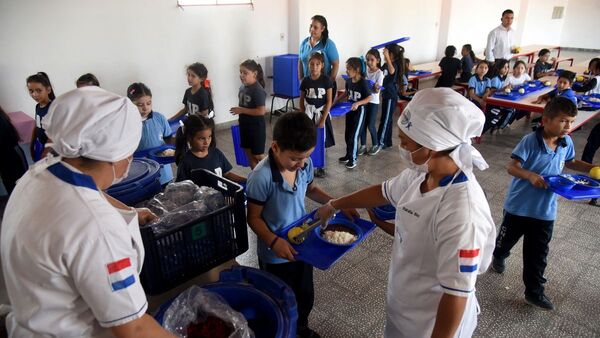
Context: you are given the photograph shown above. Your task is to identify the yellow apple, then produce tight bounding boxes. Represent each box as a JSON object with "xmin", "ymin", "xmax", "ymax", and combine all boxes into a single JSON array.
[
  {"xmin": 518, "ymin": 88, "xmax": 525, "ymax": 94},
  {"xmin": 576, "ymin": 75, "xmax": 585, "ymax": 82},
  {"xmin": 590, "ymin": 167, "xmax": 600, "ymax": 180},
  {"xmin": 544, "ymin": 81, "xmax": 552, "ymax": 86}
]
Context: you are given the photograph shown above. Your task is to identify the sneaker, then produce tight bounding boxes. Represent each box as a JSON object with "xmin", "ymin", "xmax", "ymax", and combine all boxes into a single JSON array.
[
  {"xmin": 338, "ymin": 156, "xmax": 350, "ymax": 163},
  {"xmin": 358, "ymin": 145, "xmax": 367, "ymax": 156},
  {"xmin": 525, "ymin": 293, "xmax": 555, "ymax": 310},
  {"xmin": 345, "ymin": 160, "xmax": 357, "ymax": 169},
  {"xmin": 368, "ymin": 145, "xmax": 381, "ymax": 155},
  {"xmin": 590, "ymin": 198, "xmax": 598, "ymax": 206},
  {"xmin": 297, "ymin": 327, "xmax": 322, "ymax": 338},
  {"xmin": 314, "ymin": 168, "xmax": 326, "ymax": 178},
  {"xmin": 491, "ymin": 256, "xmax": 505, "ymax": 274}
]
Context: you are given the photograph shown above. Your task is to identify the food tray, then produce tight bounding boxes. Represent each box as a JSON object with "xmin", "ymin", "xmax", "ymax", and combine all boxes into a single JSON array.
[
  {"xmin": 576, "ymin": 94, "xmax": 600, "ymax": 109},
  {"xmin": 341, "ymin": 75, "xmax": 384, "ymax": 90},
  {"xmin": 544, "ymin": 174, "xmax": 600, "ymax": 200},
  {"xmin": 147, "ymin": 145, "xmax": 176, "ymax": 164},
  {"xmin": 408, "ymin": 70, "xmax": 432, "ymax": 76},
  {"xmin": 371, "ymin": 37, "xmax": 410, "ymax": 50},
  {"xmin": 492, "ymin": 80, "xmax": 548, "ymax": 100},
  {"xmin": 277, "ymin": 211, "xmax": 376, "ymax": 270},
  {"xmin": 330, "ymin": 102, "xmax": 353, "ymax": 117}
]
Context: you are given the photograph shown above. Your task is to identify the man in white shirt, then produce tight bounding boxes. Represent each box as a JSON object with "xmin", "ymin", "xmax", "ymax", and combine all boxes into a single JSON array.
[{"xmin": 485, "ymin": 9, "xmax": 517, "ymax": 63}]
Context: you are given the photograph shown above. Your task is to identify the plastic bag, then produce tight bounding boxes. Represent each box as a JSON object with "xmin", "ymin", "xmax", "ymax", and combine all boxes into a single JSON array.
[
  {"xmin": 150, "ymin": 201, "xmax": 210, "ymax": 235},
  {"xmin": 197, "ymin": 186, "xmax": 226, "ymax": 212},
  {"xmin": 163, "ymin": 286, "xmax": 254, "ymax": 338}
]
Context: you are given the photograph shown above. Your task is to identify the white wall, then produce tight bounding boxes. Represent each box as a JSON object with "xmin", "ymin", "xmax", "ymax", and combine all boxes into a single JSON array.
[
  {"xmin": 519, "ymin": 0, "xmax": 568, "ymax": 47},
  {"xmin": 0, "ymin": 0, "xmax": 289, "ymax": 124},
  {"xmin": 560, "ymin": 0, "xmax": 600, "ymax": 49}
]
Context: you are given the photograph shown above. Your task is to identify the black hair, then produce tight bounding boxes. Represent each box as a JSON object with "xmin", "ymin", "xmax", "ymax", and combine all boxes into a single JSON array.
[
  {"xmin": 311, "ymin": 15, "xmax": 329, "ymax": 45},
  {"xmin": 513, "ymin": 60, "xmax": 527, "ymax": 70},
  {"xmin": 538, "ymin": 48, "xmax": 551, "ymax": 57},
  {"xmin": 187, "ymin": 62, "xmax": 214, "ymax": 111},
  {"xmin": 494, "ymin": 59, "xmax": 510, "ymax": 77},
  {"xmin": 346, "ymin": 57, "xmax": 365, "ymax": 78},
  {"xmin": 126, "ymin": 82, "xmax": 152, "ymax": 102},
  {"xmin": 462, "ymin": 44, "xmax": 476, "ymax": 61},
  {"xmin": 76, "ymin": 73, "xmax": 100, "ymax": 87},
  {"xmin": 384, "ymin": 44, "xmax": 405, "ymax": 89},
  {"xmin": 544, "ymin": 97, "xmax": 577, "ymax": 118},
  {"xmin": 558, "ymin": 70, "xmax": 576, "ymax": 84},
  {"xmin": 403, "ymin": 58, "xmax": 411, "ymax": 75},
  {"xmin": 502, "ymin": 9, "xmax": 514, "ymax": 16},
  {"xmin": 589, "ymin": 58, "xmax": 600, "ymax": 73},
  {"xmin": 174, "ymin": 114, "xmax": 216, "ymax": 164},
  {"xmin": 444, "ymin": 45, "xmax": 457, "ymax": 58},
  {"xmin": 366, "ymin": 48, "xmax": 381, "ymax": 69},
  {"xmin": 477, "ymin": 60, "xmax": 490, "ymax": 71},
  {"xmin": 308, "ymin": 52, "xmax": 326, "ymax": 76},
  {"xmin": 26, "ymin": 72, "xmax": 55, "ymax": 100},
  {"xmin": 240, "ymin": 59, "xmax": 265, "ymax": 88},
  {"xmin": 273, "ymin": 112, "xmax": 316, "ymax": 152},
  {"xmin": 0, "ymin": 105, "xmax": 20, "ymax": 144}
]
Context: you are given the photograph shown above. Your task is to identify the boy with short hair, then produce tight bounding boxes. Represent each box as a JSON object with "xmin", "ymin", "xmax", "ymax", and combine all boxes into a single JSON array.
[
  {"xmin": 533, "ymin": 49, "xmax": 556, "ymax": 79},
  {"xmin": 491, "ymin": 97, "xmax": 599, "ymax": 310},
  {"xmin": 533, "ymin": 70, "xmax": 577, "ymax": 106},
  {"xmin": 246, "ymin": 112, "xmax": 351, "ymax": 338}
]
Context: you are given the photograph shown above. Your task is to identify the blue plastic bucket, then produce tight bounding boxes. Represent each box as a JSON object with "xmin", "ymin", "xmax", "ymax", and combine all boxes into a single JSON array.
[
  {"xmin": 231, "ymin": 125, "xmax": 250, "ymax": 167},
  {"xmin": 311, "ymin": 127, "xmax": 325, "ymax": 168},
  {"xmin": 373, "ymin": 204, "xmax": 396, "ymax": 220},
  {"xmin": 105, "ymin": 158, "xmax": 161, "ymax": 205}
]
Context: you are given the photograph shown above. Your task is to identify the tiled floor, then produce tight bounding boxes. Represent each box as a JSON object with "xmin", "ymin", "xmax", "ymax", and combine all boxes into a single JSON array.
[{"xmin": 1, "ymin": 50, "xmax": 599, "ymax": 337}]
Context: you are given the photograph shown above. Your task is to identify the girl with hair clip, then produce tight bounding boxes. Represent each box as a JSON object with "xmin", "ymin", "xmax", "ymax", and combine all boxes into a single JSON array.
[
  {"xmin": 176, "ymin": 114, "xmax": 245, "ymax": 183},
  {"xmin": 230, "ymin": 59, "xmax": 267, "ymax": 169},
  {"xmin": 359, "ymin": 48, "xmax": 384, "ymax": 156},
  {"xmin": 333, "ymin": 57, "xmax": 372, "ymax": 169},
  {"xmin": 377, "ymin": 44, "xmax": 404, "ymax": 150},
  {"xmin": 171, "ymin": 62, "xmax": 215, "ymax": 120},
  {"xmin": 26, "ymin": 72, "xmax": 55, "ymax": 161},
  {"xmin": 299, "ymin": 52, "xmax": 335, "ymax": 177}
]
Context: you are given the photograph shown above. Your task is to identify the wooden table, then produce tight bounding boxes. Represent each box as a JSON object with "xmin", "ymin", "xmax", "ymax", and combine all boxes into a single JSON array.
[
  {"xmin": 564, "ymin": 54, "xmax": 600, "ymax": 74},
  {"xmin": 407, "ymin": 61, "xmax": 442, "ymax": 89}
]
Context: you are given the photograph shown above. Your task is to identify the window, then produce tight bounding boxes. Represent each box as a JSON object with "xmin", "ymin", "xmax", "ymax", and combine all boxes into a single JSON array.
[
  {"xmin": 178, "ymin": 0, "xmax": 252, "ymax": 6},
  {"xmin": 551, "ymin": 6, "xmax": 564, "ymax": 20}
]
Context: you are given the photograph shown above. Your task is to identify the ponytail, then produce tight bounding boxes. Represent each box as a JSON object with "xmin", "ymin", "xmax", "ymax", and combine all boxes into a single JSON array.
[
  {"xmin": 311, "ymin": 15, "xmax": 329, "ymax": 45},
  {"xmin": 188, "ymin": 62, "xmax": 214, "ymax": 112},
  {"xmin": 464, "ymin": 44, "xmax": 476, "ymax": 62},
  {"xmin": 240, "ymin": 59, "xmax": 265, "ymax": 88},
  {"xmin": 26, "ymin": 72, "xmax": 55, "ymax": 100}
]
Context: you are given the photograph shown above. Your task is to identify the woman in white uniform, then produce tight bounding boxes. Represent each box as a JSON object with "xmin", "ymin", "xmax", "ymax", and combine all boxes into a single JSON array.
[
  {"xmin": 317, "ymin": 88, "xmax": 496, "ymax": 338},
  {"xmin": 1, "ymin": 87, "xmax": 175, "ymax": 337}
]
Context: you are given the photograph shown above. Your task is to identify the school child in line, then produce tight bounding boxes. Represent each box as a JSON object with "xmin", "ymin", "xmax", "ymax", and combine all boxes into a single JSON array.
[
  {"xmin": 503, "ymin": 60, "xmax": 532, "ymax": 89},
  {"xmin": 459, "ymin": 44, "xmax": 476, "ymax": 83},
  {"xmin": 533, "ymin": 49, "xmax": 556, "ymax": 79},
  {"xmin": 377, "ymin": 44, "xmax": 404, "ymax": 150},
  {"xmin": 398, "ymin": 58, "xmax": 415, "ymax": 101},
  {"xmin": 230, "ymin": 59, "xmax": 268, "ymax": 169},
  {"xmin": 127, "ymin": 82, "xmax": 174, "ymax": 185},
  {"xmin": 491, "ymin": 97, "xmax": 599, "ymax": 310},
  {"xmin": 468, "ymin": 61, "xmax": 491, "ymax": 109},
  {"xmin": 359, "ymin": 48, "xmax": 384, "ymax": 156},
  {"xmin": 573, "ymin": 58, "xmax": 600, "ymax": 95},
  {"xmin": 533, "ymin": 71, "xmax": 577, "ymax": 106},
  {"xmin": 75, "ymin": 73, "xmax": 100, "ymax": 88},
  {"xmin": 299, "ymin": 52, "xmax": 335, "ymax": 178},
  {"xmin": 436, "ymin": 45, "xmax": 462, "ymax": 88},
  {"xmin": 176, "ymin": 115, "xmax": 245, "ymax": 184},
  {"xmin": 334, "ymin": 57, "xmax": 372, "ymax": 169},
  {"xmin": 482, "ymin": 59, "xmax": 512, "ymax": 134},
  {"xmin": 26, "ymin": 72, "xmax": 55, "ymax": 161},
  {"xmin": 172, "ymin": 62, "xmax": 214, "ymax": 120},
  {"xmin": 246, "ymin": 112, "xmax": 355, "ymax": 338}
]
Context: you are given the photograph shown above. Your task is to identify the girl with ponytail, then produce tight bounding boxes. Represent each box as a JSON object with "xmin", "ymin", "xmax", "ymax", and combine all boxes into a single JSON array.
[
  {"xmin": 26, "ymin": 72, "xmax": 55, "ymax": 161},
  {"xmin": 171, "ymin": 62, "xmax": 215, "ymax": 121}
]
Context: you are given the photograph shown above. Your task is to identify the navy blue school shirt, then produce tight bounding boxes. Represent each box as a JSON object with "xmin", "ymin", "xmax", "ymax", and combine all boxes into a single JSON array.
[
  {"xmin": 534, "ymin": 60, "xmax": 553, "ymax": 78},
  {"xmin": 300, "ymin": 75, "xmax": 333, "ymax": 108},
  {"xmin": 468, "ymin": 75, "xmax": 491, "ymax": 97},
  {"xmin": 176, "ymin": 148, "xmax": 233, "ymax": 182},
  {"xmin": 182, "ymin": 87, "xmax": 210, "ymax": 116},
  {"xmin": 381, "ymin": 62, "xmax": 400, "ymax": 99},
  {"xmin": 460, "ymin": 55, "xmax": 474, "ymax": 82},
  {"xmin": 35, "ymin": 103, "xmax": 51, "ymax": 144},
  {"xmin": 547, "ymin": 88, "xmax": 577, "ymax": 105},
  {"xmin": 345, "ymin": 79, "xmax": 372, "ymax": 107},
  {"xmin": 238, "ymin": 82, "xmax": 267, "ymax": 125},
  {"xmin": 437, "ymin": 57, "xmax": 462, "ymax": 87}
]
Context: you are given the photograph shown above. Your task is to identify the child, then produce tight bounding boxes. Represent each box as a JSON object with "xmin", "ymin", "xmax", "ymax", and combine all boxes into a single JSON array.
[
  {"xmin": 334, "ymin": 57, "xmax": 372, "ymax": 169},
  {"xmin": 359, "ymin": 48, "xmax": 384, "ymax": 156},
  {"xmin": 533, "ymin": 49, "xmax": 556, "ymax": 79},
  {"xmin": 503, "ymin": 60, "xmax": 532, "ymax": 90},
  {"xmin": 482, "ymin": 59, "xmax": 512, "ymax": 133},
  {"xmin": 246, "ymin": 112, "xmax": 351, "ymax": 338},
  {"xmin": 299, "ymin": 52, "xmax": 335, "ymax": 177},
  {"xmin": 573, "ymin": 58, "xmax": 600, "ymax": 95},
  {"xmin": 26, "ymin": 72, "xmax": 55, "ymax": 161},
  {"xmin": 488, "ymin": 59, "xmax": 510, "ymax": 93},
  {"xmin": 230, "ymin": 59, "xmax": 267, "ymax": 169},
  {"xmin": 459, "ymin": 44, "xmax": 476, "ymax": 83},
  {"xmin": 532, "ymin": 71, "xmax": 577, "ymax": 105},
  {"xmin": 468, "ymin": 61, "xmax": 491, "ymax": 108},
  {"xmin": 377, "ymin": 44, "xmax": 404, "ymax": 149},
  {"xmin": 435, "ymin": 45, "xmax": 461, "ymax": 87},
  {"xmin": 398, "ymin": 58, "xmax": 415, "ymax": 101},
  {"xmin": 76, "ymin": 73, "xmax": 100, "ymax": 88},
  {"xmin": 127, "ymin": 82, "xmax": 174, "ymax": 185},
  {"xmin": 176, "ymin": 115, "xmax": 245, "ymax": 184},
  {"xmin": 172, "ymin": 62, "xmax": 214, "ymax": 120},
  {"xmin": 491, "ymin": 97, "xmax": 599, "ymax": 310}
]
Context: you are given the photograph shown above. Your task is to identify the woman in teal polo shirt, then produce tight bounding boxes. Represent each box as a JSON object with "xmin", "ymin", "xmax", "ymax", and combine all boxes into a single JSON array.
[{"xmin": 298, "ymin": 15, "xmax": 339, "ymax": 89}]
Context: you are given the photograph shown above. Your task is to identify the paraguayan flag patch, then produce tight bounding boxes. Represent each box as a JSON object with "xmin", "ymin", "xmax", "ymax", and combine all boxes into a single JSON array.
[
  {"xmin": 106, "ymin": 258, "xmax": 136, "ymax": 291},
  {"xmin": 458, "ymin": 248, "xmax": 480, "ymax": 273}
]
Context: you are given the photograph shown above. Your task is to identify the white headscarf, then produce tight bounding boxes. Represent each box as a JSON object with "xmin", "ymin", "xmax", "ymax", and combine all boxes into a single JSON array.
[
  {"xmin": 397, "ymin": 88, "xmax": 488, "ymax": 175},
  {"xmin": 44, "ymin": 87, "xmax": 142, "ymax": 162}
]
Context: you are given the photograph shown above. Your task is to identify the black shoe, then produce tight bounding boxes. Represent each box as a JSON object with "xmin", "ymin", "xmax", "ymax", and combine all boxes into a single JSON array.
[
  {"xmin": 590, "ymin": 198, "xmax": 598, "ymax": 206},
  {"xmin": 338, "ymin": 156, "xmax": 350, "ymax": 163},
  {"xmin": 297, "ymin": 327, "xmax": 322, "ymax": 338},
  {"xmin": 491, "ymin": 256, "xmax": 505, "ymax": 273},
  {"xmin": 314, "ymin": 168, "xmax": 326, "ymax": 178},
  {"xmin": 525, "ymin": 293, "xmax": 555, "ymax": 310},
  {"xmin": 345, "ymin": 160, "xmax": 357, "ymax": 169}
]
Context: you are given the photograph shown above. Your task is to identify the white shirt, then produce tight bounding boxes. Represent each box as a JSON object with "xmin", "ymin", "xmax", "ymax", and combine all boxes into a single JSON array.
[
  {"xmin": 485, "ymin": 25, "xmax": 515, "ymax": 61},
  {"xmin": 586, "ymin": 75, "xmax": 600, "ymax": 95},
  {"xmin": 381, "ymin": 169, "xmax": 495, "ymax": 338},
  {"xmin": 366, "ymin": 68, "xmax": 384, "ymax": 104},
  {"xmin": 503, "ymin": 73, "xmax": 532, "ymax": 88},
  {"xmin": 1, "ymin": 159, "xmax": 147, "ymax": 337}
]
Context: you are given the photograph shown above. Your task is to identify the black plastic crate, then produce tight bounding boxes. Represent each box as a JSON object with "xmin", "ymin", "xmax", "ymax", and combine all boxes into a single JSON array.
[{"xmin": 140, "ymin": 169, "xmax": 248, "ymax": 295}]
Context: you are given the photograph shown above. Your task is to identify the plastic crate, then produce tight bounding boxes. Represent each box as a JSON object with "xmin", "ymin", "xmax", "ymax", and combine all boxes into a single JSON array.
[
  {"xmin": 273, "ymin": 54, "xmax": 300, "ymax": 97},
  {"xmin": 140, "ymin": 169, "xmax": 248, "ymax": 295}
]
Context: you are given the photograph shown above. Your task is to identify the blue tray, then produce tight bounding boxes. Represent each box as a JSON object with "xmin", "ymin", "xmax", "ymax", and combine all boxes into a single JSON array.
[
  {"xmin": 330, "ymin": 102, "xmax": 352, "ymax": 117},
  {"xmin": 373, "ymin": 204, "xmax": 396, "ymax": 220},
  {"xmin": 576, "ymin": 94, "xmax": 600, "ymax": 109},
  {"xmin": 169, "ymin": 117, "xmax": 184, "ymax": 135},
  {"xmin": 492, "ymin": 80, "xmax": 548, "ymax": 100},
  {"xmin": 371, "ymin": 37, "xmax": 410, "ymax": 50},
  {"xmin": 231, "ymin": 124, "xmax": 250, "ymax": 167},
  {"xmin": 147, "ymin": 144, "xmax": 176, "ymax": 164},
  {"xmin": 408, "ymin": 70, "xmax": 432, "ymax": 76},
  {"xmin": 277, "ymin": 211, "xmax": 376, "ymax": 270},
  {"xmin": 341, "ymin": 75, "xmax": 384, "ymax": 91},
  {"xmin": 544, "ymin": 175, "xmax": 600, "ymax": 200},
  {"xmin": 311, "ymin": 127, "xmax": 325, "ymax": 168}
]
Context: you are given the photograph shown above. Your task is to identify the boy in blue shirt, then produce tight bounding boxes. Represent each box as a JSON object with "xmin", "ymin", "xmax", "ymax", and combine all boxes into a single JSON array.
[
  {"xmin": 246, "ymin": 112, "xmax": 353, "ymax": 338},
  {"xmin": 532, "ymin": 70, "xmax": 577, "ymax": 106},
  {"xmin": 491, "ymin": 97, "xmax": 599, "ymax": 310}
]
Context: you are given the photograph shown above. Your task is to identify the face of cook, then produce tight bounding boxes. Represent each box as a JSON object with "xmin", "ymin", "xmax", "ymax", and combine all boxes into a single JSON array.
[
  {"xmin": 398, "ymin": 128, "xmax": 432, "ymax": 166},
  {"xmin": 113, "ymin": 155, "xmax": 133, "ymax": 179},
  {"xmin": 309, "ymin": 19, "xmax": 325, "ymax": 40},
  {"xmin": 189, "ymin": 128, "xmax": 212, "ymax": 153},
  {"xmin": 543, "ymin": 113, "xmax": 575, "ymax": 137},
  {"xmin": 501, "ymin": 12, "xmax": 514, "ymax": 28},
  {"xmin": 27, "ymin": 81, "xmax": 52, "ymax": 105},
  {"xmin": 133, "ymin": 95, "xmax": 152, "ymax": 119},
  {"xmin": 272, "ymin": 142, "xmax": 314, "ymax": 172}
]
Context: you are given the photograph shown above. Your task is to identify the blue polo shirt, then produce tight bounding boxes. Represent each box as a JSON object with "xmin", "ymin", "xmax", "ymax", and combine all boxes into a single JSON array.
[
  {"xmin": 246, "ymin": 150, "xmax": 315, "ymax": 264},
  {"xmin": 299, "ymin": 37, "xmax": 339, "ymax": 78},
  {"xmin": 468, "ymin": 75, "xmax": 491, "ymax": 97},
  {"xmin": 504, "ymin": 128, "xmax": 575, "ymax": 221},
  {"xmin": 490, "ymin": 75, "xmax": 507, "ymax": 90},
  {"xmin": 548, "ymin": 88, "xmax": 577, "ymax": 105},
  {"xmin": 137, "ymin": 111, "xmax": 173, "ymax": 184}
]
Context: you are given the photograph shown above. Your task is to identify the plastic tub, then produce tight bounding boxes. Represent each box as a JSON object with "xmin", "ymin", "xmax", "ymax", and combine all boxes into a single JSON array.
[
  {"xmin": 147, "ymin": 145, "xmax": 176, "ymax": 164},
  {"xmin": 105, "ymin": 158, "xmax": 161, "ymax": 205},
  {"xmin": 373, "ymin": 204, "xmax": 396, "ymax": 220}
]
